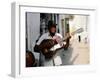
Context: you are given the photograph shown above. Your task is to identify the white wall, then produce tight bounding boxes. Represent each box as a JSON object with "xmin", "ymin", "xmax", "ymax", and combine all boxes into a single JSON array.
[
  {"xmin": 58, "ymin": 14, "xmax": 88, "ymax": 38},
  {"xmin": 27, "ymin": 13, "xmax": 40, "ymax": 51},
  {"xmin": 69, "ymin": 15, "xmax": 88, "ymax": 41},
  {"xmin": 69, "ymin": 15, "xmax": 88, "ymax": 31}
]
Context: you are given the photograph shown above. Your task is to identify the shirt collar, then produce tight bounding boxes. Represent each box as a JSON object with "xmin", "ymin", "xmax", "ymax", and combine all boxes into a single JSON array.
[{"xmin": 48, "ymin": 32, "xmax": 57, "ymax": 38}]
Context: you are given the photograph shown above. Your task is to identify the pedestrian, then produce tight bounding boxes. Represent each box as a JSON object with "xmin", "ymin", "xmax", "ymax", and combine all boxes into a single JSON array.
[{"xmin": 78, "ymin": 35, "xmax": 81, "ymax": 42}]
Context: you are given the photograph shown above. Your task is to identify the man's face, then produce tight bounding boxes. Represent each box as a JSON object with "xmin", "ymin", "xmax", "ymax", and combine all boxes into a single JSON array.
[
  {"xmin": 50, "ymin": 27, "xmax": 56, "ymax": 33},
  {"xmin": 49, "ymin": 27, "xmax": 56, "ymax": 37}
]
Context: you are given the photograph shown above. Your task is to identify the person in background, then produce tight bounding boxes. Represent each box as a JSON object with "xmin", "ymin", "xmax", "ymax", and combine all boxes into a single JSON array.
[{"xmin": 78, "ymin": 35, "xmax": 81, "ymax": 42}]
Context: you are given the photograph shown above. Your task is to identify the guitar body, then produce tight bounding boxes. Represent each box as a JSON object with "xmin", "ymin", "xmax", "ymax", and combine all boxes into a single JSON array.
[
  {"xmin": 39, "ymin": 39, "xmax": 56, "ymax": 59},
  {"xmin": 34, "ymin": 36, "xmax": 71, "ymax": 59}
]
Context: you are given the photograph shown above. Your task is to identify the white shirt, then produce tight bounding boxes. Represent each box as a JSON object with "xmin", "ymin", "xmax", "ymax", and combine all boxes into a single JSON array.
[{"xmin": 36, "ymin": 32, "xmax": 63, "ymax": 45}]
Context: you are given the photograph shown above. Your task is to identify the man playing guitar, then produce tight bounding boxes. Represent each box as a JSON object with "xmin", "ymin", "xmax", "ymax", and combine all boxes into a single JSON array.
[{"xmin": 34, "ymin": 21, "xmax": 70, "ymax": 66}]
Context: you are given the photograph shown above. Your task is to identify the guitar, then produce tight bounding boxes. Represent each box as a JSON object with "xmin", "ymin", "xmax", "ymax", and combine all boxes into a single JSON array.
[{"xmin": 38, "ymin": 36, "xmax": 71, "ymax": 59}]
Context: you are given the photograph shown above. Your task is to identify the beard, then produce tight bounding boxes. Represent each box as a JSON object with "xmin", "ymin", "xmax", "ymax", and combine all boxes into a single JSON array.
[{"xmin": 50, "ymin": 32, "xmax": 56, "ymax": 37}]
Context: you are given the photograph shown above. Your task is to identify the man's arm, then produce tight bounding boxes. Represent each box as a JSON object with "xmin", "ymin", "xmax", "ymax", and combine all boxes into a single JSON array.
[
  {"xmin": 50, "ymin": 33, "xmax": 64, "ymax": 51},
  {"xmin": 34, "ymin": 34, "xmax": 45, "ymax": 52}
]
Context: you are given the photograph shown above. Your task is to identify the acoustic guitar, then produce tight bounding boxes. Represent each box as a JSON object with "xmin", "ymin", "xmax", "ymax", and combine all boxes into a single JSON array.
[{"xmin": 38, "ymin": 36, "xmax": 71, "ymax": 59}]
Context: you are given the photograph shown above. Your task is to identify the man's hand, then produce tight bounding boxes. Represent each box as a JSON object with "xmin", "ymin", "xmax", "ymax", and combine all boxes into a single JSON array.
[{"xmin": 53, "ymin": 39, "xmax": 58, "ymax": 44}]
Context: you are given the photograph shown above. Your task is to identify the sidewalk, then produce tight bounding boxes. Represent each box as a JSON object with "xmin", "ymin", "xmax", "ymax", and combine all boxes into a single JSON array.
[
  {"xmin": 58, "ymin": 39, "xmax": 89, "ymax": 65},
  {"xmin": 70, "ymin": 39, "xmax": 89, "ymax": 65}
]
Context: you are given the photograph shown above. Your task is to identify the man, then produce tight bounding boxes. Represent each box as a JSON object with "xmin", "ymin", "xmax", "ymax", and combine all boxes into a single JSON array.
[
  {"xmin": 78, "ymin": 35, "xmax": 81, "ymax": 42},
  {"xmin": 34, "ymin": 21, "xmax": 63, "ymax": 66}
]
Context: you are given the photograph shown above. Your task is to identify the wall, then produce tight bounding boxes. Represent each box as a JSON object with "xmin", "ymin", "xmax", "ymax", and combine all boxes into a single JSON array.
[
  {"xmin": 69, "ymin": 15, "xmax": 88, "ymax": 41},
  {"xmin": 26, "ymin": 13, "xmax": 40, "ymax": 60},
  {"xmin": 26, "ymin": 12, "xmax": 40, "ymax": 51},
  {"xmin": 59, "ymin": 14, "xmax": 70, "ymax": 37}
]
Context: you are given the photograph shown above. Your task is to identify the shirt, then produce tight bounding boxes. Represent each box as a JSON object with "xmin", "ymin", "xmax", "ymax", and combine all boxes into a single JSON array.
[{"xmin": 36, "ymin": 32, "xmax": 63, "ymax": 45}]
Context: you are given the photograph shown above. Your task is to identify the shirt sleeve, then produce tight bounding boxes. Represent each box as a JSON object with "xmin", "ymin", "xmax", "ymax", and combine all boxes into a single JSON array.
[
  {"xmin": 56, "ymin": 33, "xmax": 63, "ymax": 40},
  {"xmin": 36, "ymin": 34, "xmax": 45, "ymax": 45},
  {"xmin": 58, "ymin": 34, "xmax": 63, "ymax": 39}
]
